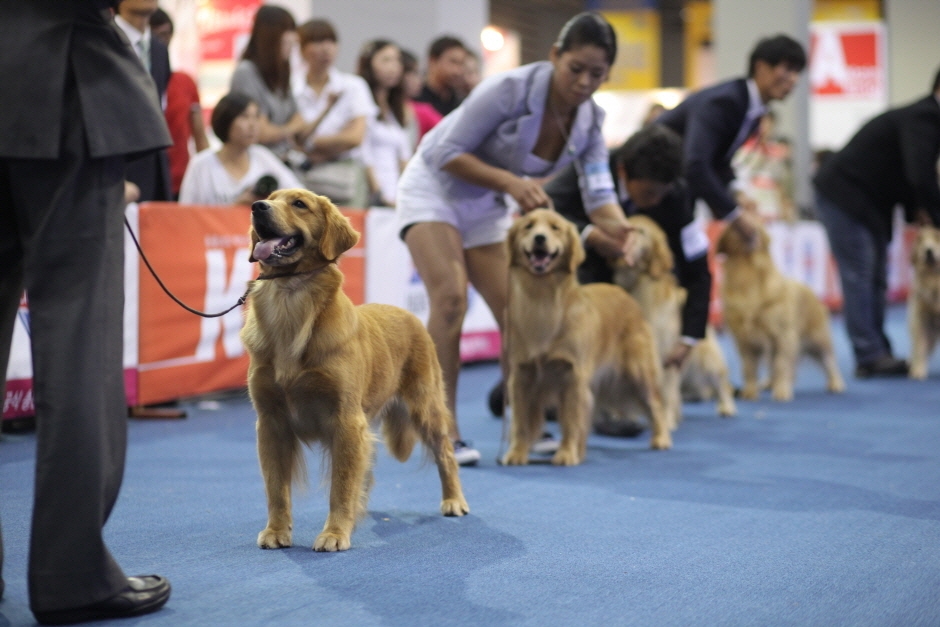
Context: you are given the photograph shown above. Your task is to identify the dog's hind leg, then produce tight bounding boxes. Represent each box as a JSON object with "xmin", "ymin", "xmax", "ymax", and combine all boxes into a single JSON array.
[
  {"xmin": 314, "ymin": 415, "xmax": 374, "ymax": 552},
  {"xmin": 769, "ymin": 334, "xmax": 798, "ymax": 401}
]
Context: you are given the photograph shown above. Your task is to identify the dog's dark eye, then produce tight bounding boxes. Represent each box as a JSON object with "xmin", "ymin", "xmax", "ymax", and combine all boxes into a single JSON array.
[
  {"xmin": 550, "ymin": 223, "xmax": 560, "ymax": 231},
  {"xmin": 292, "ymin": 199, "xmax": 307, "ymax": 210},
  {"xmin": 523, "ymin": 222, "xmax": 534, "ymax": 231}
]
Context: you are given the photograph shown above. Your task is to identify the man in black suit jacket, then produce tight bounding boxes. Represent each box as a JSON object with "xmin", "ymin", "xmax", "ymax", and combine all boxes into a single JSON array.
[
  {"xmin": 813, "ymin": 69, "xmax": 940, "ymax": 378},
  {"xmin": 0, "ymin": 1, "xmax": 172, "ymax": 623},
  {"xmin": 115, "ymin": 0, "xmax": 172, "ymax": 202},
  {"xmin": 657, "ymin": 34, "xmax": 806, "ymax": 236}
]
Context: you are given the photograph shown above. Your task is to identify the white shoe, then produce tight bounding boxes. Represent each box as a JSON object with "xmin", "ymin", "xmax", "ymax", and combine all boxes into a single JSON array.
[
  {"xmin": 530, "ymin": 432, "xmax": 559, "ymax": 455},
  {"xmin": 453, "ymin": 440, "xmax": 481, "ymax": 466}
]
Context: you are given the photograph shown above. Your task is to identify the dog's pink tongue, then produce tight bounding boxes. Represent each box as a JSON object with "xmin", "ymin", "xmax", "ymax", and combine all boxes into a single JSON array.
[{"xmin": 252, "ymin": 238, "xmax": 280, "ymax": 261}]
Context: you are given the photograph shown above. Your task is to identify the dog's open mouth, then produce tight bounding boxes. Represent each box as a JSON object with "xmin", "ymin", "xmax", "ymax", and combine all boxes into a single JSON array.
[
  {"xmin": 252, "ymin": 220, "xmax": 303, "ymax": 262},
  {"xmin": 525, "ymin": 245, "xmax": 559, "ymax": 274}
]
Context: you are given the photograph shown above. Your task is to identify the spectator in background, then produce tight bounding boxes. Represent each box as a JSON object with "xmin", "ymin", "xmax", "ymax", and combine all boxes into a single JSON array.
[
  {"xmin": 732, "ymin": 110, "xmax": 797, "ymax": 222},
  {"xmin": 656, "ymin": 34, "xmax": 806, "ymax": 238},
  {"xmin": 150, "ymin": 8, "xmax": 210, "ymax": 200},
  {"xmin": 813, "ymin": 67, "xmax": 940, "ymax": 378},
  {"xmin": 414, "ymin": 35, "xmax": 468, "ymax": 117},
  {"xmin": 358, "ymin": 39, "xmax": 414, "ymax": 207},
  {"xmin": 402, "ymin": 48, "xmax": 442, "ymax": 145},
  {"xmin": 641, "ymin": 101, "xmax": 666, "ymax": 126},
  {"xmin": 292, "ymin": 18, "xmax": 372, "ymax": 207},
  {"xmin": 178, "ymin": 92, "xmax": 302, "ymax": 205},
  {"xmin": 230, "ymin": 5, "xmax": 306, "ymax": 161},
  {"xmin": 396, "ymin": 12, "xmax": 630, "ymax": 465},
  {"xmin": 1, "ymin": 3, "xmax": 172, "ymax": 622},
  {"xmin": 458, "ymin": 48, "xmax": 482, "ymax": 99},
  {"xmin": 114, "ymin": 0, "xmax": 172, "ymax": 201}
]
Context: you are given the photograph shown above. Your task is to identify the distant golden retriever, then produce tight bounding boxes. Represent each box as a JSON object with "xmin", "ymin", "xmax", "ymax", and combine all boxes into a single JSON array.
[
  {"xmin": 612, "ymin": 214, "xmax": 736, "ymax": 419},
  {"xmin": 908, "ymin": 225, "xmax": 940, "ymax": 379},
  {"xmin": 241, "ymin": 189, "xmax": 468, "ymax": 552},
  {"xmin": 503, "ymin": 209, "xmax": 671, "ymax": 466},
  {"xmin": 716, "ymin": 222, "xmax": 844, "ymax": 401}
]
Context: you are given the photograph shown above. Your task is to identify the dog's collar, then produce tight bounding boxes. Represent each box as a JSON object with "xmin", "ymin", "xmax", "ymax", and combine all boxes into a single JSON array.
[{"xmin": 254, "ymin": 259, "xmax": 337, "ymax": 282}]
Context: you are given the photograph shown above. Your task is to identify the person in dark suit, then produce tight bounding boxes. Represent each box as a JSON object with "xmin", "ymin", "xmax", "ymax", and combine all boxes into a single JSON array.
[
  {"xmin": 487, "ymin": 126, "xmax": 712, "ymax": 438},
  {"xmin": 813, "ymin": 68, "xmax": 940, "ymax": 378},
  {"xmin": 0, "ymin": 1, "xmax": 172, "ymax": 623},
  {"xmin": 657, "ymin": 34, "xmax": 806, "ymax": 237},
  {"xmin": 114, "ymin": 0, "xmax": 172, "ymax": 202}
]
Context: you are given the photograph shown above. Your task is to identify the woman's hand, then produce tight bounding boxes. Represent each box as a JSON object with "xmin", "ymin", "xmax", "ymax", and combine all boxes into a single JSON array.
[{"xmin": 505, "ymin": 177, "xmax": 554, "ymax": 213}]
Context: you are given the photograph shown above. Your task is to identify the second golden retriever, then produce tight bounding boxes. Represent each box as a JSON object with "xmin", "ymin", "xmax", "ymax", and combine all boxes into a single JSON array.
[
  {"xmin": 908, "ymin": 225, "xmax": 940, "ymax": 379},
  {"xmin": 503, "ymin": 209, "xmax": 671, "ymax": 466},
  {"xmin": 612, "ymin": 214, "xmax": 737, "ymax": 419},
  {"xmin": 241, "ymin": 189, "xmax": 468, "ymax": 552},
  {"xmin": 716, "ymin": 222, "xmax": 845, "ymax": 401}
]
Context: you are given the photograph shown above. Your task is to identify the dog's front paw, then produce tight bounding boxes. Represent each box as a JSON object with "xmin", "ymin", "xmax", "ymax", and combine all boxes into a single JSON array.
[
  {"xmin": 909, "ymin": 363, "xmax": 927, "ymax": 380},
  {"xmin": 771, "ymin": 387, "xmax": 793, "ymax": 402},
  {"xmin": 257, "ymin": 527, "xmax": 292, "ymax": 549},
  {"xmin": 738, "ymin": 385, "xmax": 760, "ymax": 400},
  {"xmin": 551, "ymin": 448, "xmax": 582, "ymax": 466},
  {"xmin": 828, "ymin": 375, "xmax": 846, "ymax": 392},
  {"xmin": 441, "ymin": 497, "xmax": 470, "ymax": 516},
  {"xmin": 717, "ymin": 399, "xmax": 737, "ymax": 417},
  {"xmin": 313, "ymin": 531, "xmax": 351, "ymax": 552},
  {"xmin": 650, "ymin": 433, "xmax": 672, "ymax": 450},
  {"xmin": 501, "ymin": 448, "xmax": 530, "ymax": 466}
]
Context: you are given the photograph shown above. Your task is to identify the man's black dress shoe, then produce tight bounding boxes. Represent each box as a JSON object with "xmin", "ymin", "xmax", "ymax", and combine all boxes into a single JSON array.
[
  {"xmin": 593, "ymin": 418, "xmax": 646, "ymax": 438},
  {"xmin": 854, "ymin": 355, "xmax": 909, "ymax": 379},
  {"xmin": 1, "ymin": 576, "xmax": 5, "ymax": 601},
  {"xmin": 34, "ymin": 575, "xmax": 170, "ymax": 625}
]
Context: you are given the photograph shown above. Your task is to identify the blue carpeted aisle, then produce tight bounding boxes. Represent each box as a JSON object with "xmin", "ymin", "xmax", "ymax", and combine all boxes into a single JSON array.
[{"xmin": 2, "ymin": 305, "xmax": 940, "ymax": 626}]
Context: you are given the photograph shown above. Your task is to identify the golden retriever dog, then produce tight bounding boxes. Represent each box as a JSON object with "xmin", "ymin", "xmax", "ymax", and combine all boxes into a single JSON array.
[
  {"xmin": 241, "ymin": 189, "xmax": 468, "ymax": 552},
  {"xmin": 612, "ymin": 214, "xmax": 737, "ymax": 419},
  {"xmin": 503, "ymin": 209, "xmax": 671, "ymax": 466},
  {"xmin": 716, "ymin": 222, "xmax": 845, "ymax": 401},
  {"xmin": 908, "ymin": 225, "xmax": 940, "ymax": 379}
]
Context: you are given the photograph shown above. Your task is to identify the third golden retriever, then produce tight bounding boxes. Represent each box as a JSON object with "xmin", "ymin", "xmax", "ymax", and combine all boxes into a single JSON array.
[
  {"xmin": 908, "ymin": 225, "xmax": 940, "ymax": 379},
  {"xmin": 503, "ymin": 209, "xmax": 671, "ymax": 466},
  {"xmin": 716, "ymin": 222, "xmax": 844, "ymax": 401}
]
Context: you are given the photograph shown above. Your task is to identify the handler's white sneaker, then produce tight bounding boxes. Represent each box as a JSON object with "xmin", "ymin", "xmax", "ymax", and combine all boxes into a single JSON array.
[{"xmin": 453, "ymin": 440, "xmax": 481, "ymax": 466}]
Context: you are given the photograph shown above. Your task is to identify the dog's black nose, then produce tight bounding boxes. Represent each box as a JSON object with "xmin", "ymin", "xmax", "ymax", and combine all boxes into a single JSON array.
[
  {"xmin": 251, "ymin": 200, "xmax": 269, "ymax": 213},
  {"xmin": 534, "ymin": 234, "xmax": 546, "ymax": 246}
]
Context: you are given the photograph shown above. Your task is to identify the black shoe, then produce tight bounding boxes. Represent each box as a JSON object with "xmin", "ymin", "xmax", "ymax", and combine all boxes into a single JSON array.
[
  {"xmin": 34, "ymin": 575, "xmax": 170, "ymax": 625},
  {"xmin": 488, "ymin": 379, "xmax": 505, "ymax": 417},
  {"xmin": 593, "ymin": 419, "xmax": 646, "ymax": 438},
  {"xmin": 1, "ymin": 576, "xmax": 5, "ymax": 602},
  {"xmin": 854, "ymin": 355, "xmax": 909, "ymax": 379}
]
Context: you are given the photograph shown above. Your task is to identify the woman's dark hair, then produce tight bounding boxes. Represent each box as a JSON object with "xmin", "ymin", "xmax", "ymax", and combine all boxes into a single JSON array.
[
  {"xmin": 932, "ymin": 66, "xmax": 940, "ymax": 93},
  {"xmin": 241, "ymin": 5, "xmax": 296, "ymax": 95},
  {"xmin": 611, "ymin": 124, "xmax": 683, "ymax": 184},
  {"xmin": 297, "ymin": 18, "xmax": 337, "ymax": 47},
  {"xmin": 358, "ymin": 39, "xmax": 406, "ymax": 127},
  {"xmin": 554, "ymin": 12, "xmax": 617, "ymax": 66},
  {"xmin": 212, "ymin": 92, "xmax": 254, "ymax": 143},
  {"xmin": 748, "ymin": 34, "xmax": 806, "ymax": 76},
  {"xmin": 401, "ymin": 49, "xmax": 418, "ymax": 75}
]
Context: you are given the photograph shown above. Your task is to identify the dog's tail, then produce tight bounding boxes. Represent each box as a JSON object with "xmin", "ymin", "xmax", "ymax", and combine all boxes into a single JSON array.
[{"xmin": 381, "ymin": 399, "xmax": 418, "ymax": 462}]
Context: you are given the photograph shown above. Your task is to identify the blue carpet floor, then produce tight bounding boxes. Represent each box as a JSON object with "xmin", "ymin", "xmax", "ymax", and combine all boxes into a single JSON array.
[{"xmin": 2, "ymin": 305, "xmax": 940, "ymax": 626}]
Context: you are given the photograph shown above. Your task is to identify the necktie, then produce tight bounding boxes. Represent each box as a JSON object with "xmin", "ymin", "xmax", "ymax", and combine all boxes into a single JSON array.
[{"xmin": 137, "ymin": 39, "xmax": 151, "ymax": 73}]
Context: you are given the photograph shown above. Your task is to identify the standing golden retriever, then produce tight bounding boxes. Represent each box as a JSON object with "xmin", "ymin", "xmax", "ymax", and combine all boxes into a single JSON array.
[
  {"xmin": 908, "ymin": 225, "xmax": 940, "ymax": 379},
  {"xmin": 612, "ymin": 214, "xmax": 737, "ymax": 420},
  {"xmin": 716, "ymin": 222, "xmax": 845, "ymax": 401},
  {"xmin": 503, "ymin": 209, "xmax": 671, "ymax": 466},
  {"xmin": 241, "ymin": 189, "xmax": 468, "ymax": 552}
]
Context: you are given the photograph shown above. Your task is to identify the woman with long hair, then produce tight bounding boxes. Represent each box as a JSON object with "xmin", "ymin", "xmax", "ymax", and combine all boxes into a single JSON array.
[
  {"xmin": 358, "ymin": 39, "xmax": 414, "ymax": 206},
  {"xmin": 229, "ymin": 5, "xmax": 306, "ymax": 159}
]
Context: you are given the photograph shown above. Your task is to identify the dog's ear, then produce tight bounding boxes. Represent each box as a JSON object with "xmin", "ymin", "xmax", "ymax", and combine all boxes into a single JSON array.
[
  {"xmin": 647, "ymin": 226, "xmax": 674, "ymax": 279},
  {"xmin": 319, "ymin": 199, "xmax": 360, "ymax": 260},
  {"xmin": 566, "ymin": 220, "xmax": 586, "ymax": 272},
  {"xmin": 506, "ymin": 216, "xmax": 524, "ymax": 265},
  {"xmin": 912, "ymin": 228, "xmax": 925, "ymax": 265},
  {"xmin": 715, "ymin": 225, "xmax": 732, "ymax": 255},
  {"xmin": 248, "ymin": 226, "xmax": 259, "ymax": 262}
]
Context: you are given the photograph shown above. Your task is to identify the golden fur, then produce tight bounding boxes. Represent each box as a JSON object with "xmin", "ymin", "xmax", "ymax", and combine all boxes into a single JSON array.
[
  {"xmin": 612, "ymin": 214, "xmax": 736, "ymax": 419},
  {"xmin": 908, "ymin": 225, "xmax": 940, "ymax": 379},
  {"xmin": 503, "ymin": 209, "xmax": 671, "ymax": 466},
  {"xmin": 240, "ymin": 189, "xmax": 468, "ymax": 552},
  {"xmin": 716, "ymin": 222, "xmax": 844, "ymax": 400}
]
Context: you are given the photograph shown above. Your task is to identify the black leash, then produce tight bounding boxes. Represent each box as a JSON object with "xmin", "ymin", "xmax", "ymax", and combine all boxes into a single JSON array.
[{"xmin": 124, "ymin": 217, "xmax": 250, "ymax": 318}]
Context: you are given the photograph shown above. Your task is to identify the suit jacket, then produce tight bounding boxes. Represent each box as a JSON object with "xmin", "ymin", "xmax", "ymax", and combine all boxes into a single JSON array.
[
  {"xmin": 0, "ymin": 0, "xmax": 170, "ymax": 160},
  {"xmin": 124, "ymin": 32, "xmax": 172, "ymax": 201},
  {"xmin": 545, "ymin": 163, "xmax": 712, "ymax": 341},
  {"xmin": 656, "ymin": 78, "xmax": 753, "ymax": 219},
  {"xmin": 813, "ymin": 95, "xmax": 940, "ymax": 237}
]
